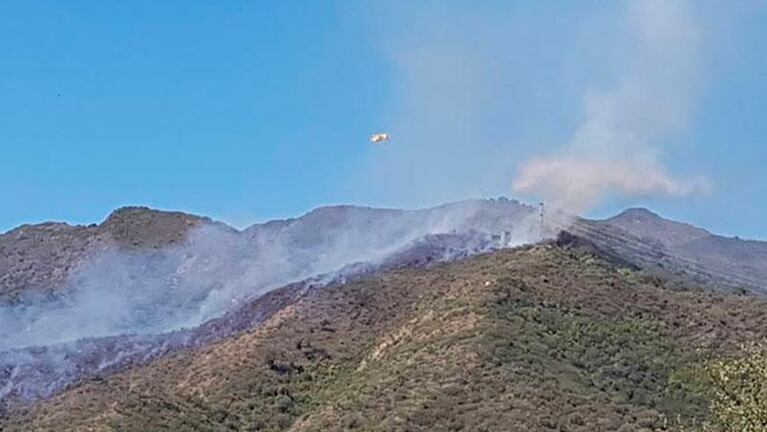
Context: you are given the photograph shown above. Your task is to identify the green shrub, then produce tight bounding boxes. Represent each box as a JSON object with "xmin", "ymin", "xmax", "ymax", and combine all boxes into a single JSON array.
[{"xmin": 700, "ymin": 344, "xmax": 767, "ymax": 431}]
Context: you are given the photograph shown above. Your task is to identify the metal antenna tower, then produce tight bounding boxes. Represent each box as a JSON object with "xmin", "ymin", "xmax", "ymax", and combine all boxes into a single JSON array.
[{"xmin": 538, "ymin": 202, "xmax": 545, "ymax": 242}]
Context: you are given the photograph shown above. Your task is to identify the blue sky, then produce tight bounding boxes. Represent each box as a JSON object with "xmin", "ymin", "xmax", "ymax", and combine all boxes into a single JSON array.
[{"xmin": 1, "ymin": 1, "xmax": 766, "ymax": 239}]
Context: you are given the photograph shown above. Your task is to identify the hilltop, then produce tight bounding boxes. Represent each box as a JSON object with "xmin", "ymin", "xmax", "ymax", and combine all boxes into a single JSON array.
[{"xmin": 0, "ymin": 207, "xmax": 212, "ymax": 300}]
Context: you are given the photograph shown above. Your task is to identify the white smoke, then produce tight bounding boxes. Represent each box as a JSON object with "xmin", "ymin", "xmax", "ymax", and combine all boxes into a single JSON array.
[
  {"xmin": 0, "ymin": 201, "xmax": 528, "ymax": 352},
  {"xmin": 513, "ymin": 0, "xmax": 709, "ymax": 213},
  {"xmin": 514, "ymin": 157, "xmax": 709, "ymax": 214}
]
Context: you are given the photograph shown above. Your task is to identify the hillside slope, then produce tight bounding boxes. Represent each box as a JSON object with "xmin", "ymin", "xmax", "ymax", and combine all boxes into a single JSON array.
[{"xmin": 5, "ymin": 241, "xmax": 767, "ymax": 431}]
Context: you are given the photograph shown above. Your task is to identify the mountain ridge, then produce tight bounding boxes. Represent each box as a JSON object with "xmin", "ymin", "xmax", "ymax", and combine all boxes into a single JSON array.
[{"xmin": 3, "ymin": 199, "xmax": 766, "ymax": 301}]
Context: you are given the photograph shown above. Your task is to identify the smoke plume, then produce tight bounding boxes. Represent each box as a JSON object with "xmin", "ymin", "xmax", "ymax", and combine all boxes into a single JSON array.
[
  {"xmin": 513, "ymin": 0, "xmax": 709, "ymax": 213},
  {"xmin": 0, "ymin": 201, "xmax": 528, "ymax": 352}
]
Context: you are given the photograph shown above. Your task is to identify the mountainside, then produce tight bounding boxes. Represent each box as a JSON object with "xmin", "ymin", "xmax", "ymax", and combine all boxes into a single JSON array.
[
  {"xmin": 0, "ymin": 230, "xmax": 503, "ymax": 404},
  {"xmin": 4, "ymin": 240, "xmax": 767, "ymax": 431},
  {"xmin": 0, "ymin": 199, "xmax": 534, "ymax": 405},
  {"xmin": 1, "ymin": 198, "xmax": 766, "ymax": 431}
]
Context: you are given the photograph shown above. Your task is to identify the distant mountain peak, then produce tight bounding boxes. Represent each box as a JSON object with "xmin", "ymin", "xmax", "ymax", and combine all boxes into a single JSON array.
[
  {"xmin": 613, "ymin": 207, "xmax": 661, "ymax": 220},
  {"xmin": 604, "ymin": 207, "xmax": 710, "ymax": 248}
]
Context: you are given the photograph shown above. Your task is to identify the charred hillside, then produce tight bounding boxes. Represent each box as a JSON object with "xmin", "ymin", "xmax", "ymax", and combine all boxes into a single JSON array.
[
  {"xmin": 0, "ymin": 199, "xmax": 536, "ymax": 406},
  {"xmin": 4, "ymin": 243, "xmax": 767, "ymax": 431}
]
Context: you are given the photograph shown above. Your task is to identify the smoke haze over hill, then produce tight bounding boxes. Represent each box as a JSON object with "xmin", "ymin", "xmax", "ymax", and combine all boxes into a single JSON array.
[
  {"xmin": 513, "ymin": 0, "xmax": 710, "ymax": 212},
  {"xmin": 0, "ymin": 200, "xmax": 535, "ymax": 353},
  {"xmin": 354, "ymin": 1, "xmax": 711, "ymax": 216}
]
